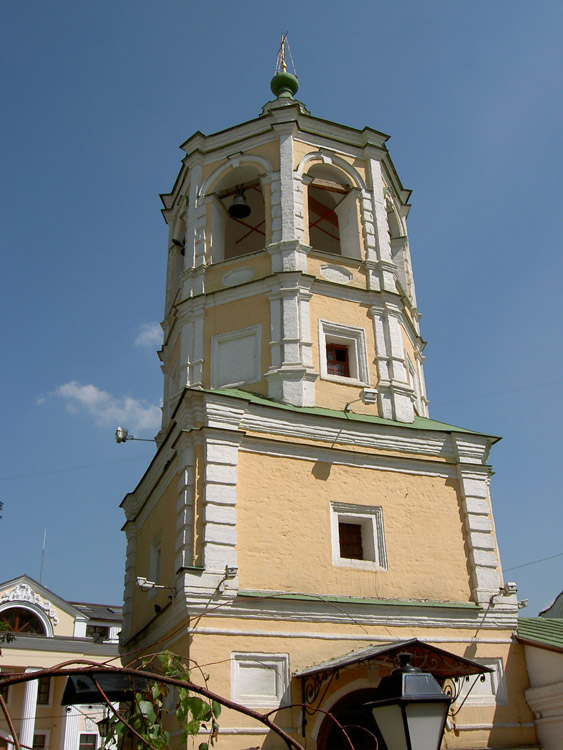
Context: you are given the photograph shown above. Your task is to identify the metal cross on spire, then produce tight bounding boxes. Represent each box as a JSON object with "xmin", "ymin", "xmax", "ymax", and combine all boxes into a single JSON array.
[{"xmin": 275, "ymin": 32, "xmax": 297, "ymax": 77}]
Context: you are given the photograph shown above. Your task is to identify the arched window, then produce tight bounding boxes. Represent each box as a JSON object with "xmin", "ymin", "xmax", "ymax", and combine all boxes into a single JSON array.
[
  {"xmin": 209, "ymin": 167, "xmax": 266, "ymax": 262},
  {"xmin": 306, "ymin": 164, "xmax": 361, "ymax": 258},
  {"xmin": 1, "ymin": 607, "xmax": 46, "ymax": 635}
]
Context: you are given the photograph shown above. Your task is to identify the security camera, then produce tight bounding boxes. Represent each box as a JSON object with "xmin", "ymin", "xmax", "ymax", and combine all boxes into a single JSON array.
[{"xmin": 501, "ymin": 582, "xmax": 518, "ymax": 596}]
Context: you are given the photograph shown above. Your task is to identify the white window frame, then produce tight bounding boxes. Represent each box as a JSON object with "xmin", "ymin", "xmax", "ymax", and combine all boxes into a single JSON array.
[
  {"xmin": 211, "ymin": 325, "xmax": 262, "ymax": 389},
  {"xmin": 318, "ymin": 320, "xmax": 369, "ymax": 385},
  {"xmin": 231, "ymin": 652, "xmax": 289, "ymax": 709},
  {"xmin": 454, "ymin": 658, "xmax": 507, "ymax": 706},
  {"xmin": 331, "ymin": 502, "xmax": 387, "ymax": 570}
]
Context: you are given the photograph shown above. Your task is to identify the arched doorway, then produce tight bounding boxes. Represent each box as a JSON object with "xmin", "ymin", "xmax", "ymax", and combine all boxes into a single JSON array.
[{"xmin": 317, "ymin": 688, "xmax": 385, "ymax": 750}]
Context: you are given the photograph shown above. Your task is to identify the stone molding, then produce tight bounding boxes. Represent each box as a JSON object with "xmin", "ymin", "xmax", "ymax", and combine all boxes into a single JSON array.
[{"xmin": 0, "ymin": 584, "xmax": 58, "ymax": 625}]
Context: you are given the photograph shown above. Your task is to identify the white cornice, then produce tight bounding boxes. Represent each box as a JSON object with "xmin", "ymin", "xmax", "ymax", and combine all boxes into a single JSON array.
[{"xmin": 240, "ymin": 435, "xmax": 457, "ymax": 479}]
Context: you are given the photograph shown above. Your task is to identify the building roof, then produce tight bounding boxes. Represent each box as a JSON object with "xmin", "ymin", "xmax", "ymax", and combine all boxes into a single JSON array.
[
  {"xmin": 71, "ymin": 602, "xmax": 123, "ymax": 622},
  {"xmin": 515, "ymin": 617, "xmax": 563, "ymax": 653},
  {"xmin": 209, "ymin": 387, "xmax": 501, "ymax": 440}
]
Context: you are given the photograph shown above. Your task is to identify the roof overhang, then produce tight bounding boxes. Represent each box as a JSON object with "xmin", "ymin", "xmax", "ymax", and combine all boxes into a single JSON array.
[
  {"xmin": 295, "ymin": 638, "xmax": 493, "ymax": 681},
  {"xmin": 61, "ymin": 674, "xmax": 150, "ymax": 705}
]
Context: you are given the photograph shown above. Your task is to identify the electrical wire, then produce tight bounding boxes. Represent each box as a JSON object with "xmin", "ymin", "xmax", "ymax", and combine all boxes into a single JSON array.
[{"xmin": 504, "ymin": 551, "xmax": 563, "ymax": 572}]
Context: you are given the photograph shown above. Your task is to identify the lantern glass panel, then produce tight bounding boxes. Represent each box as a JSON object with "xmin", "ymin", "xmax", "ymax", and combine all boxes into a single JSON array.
[
  {"xmin": 404, "ymin": 702, "xmax": 448, "ymax": 750},
  {"xmin": 370, "ymin": 704, "xmax": 408, "ymax": 750}
]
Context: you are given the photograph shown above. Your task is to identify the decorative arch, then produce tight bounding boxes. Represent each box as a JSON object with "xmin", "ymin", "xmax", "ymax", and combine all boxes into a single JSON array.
[
  {"xmin": 199, "ymin": 154, "xmax": 274, "ymax": 199},
  {"xmin": 0, "ymin": 604, "xmax": 52, "ymax": 636},
  {"xmin": 296, "ymin": 151, "xmax": 366, "ymax": 191}
]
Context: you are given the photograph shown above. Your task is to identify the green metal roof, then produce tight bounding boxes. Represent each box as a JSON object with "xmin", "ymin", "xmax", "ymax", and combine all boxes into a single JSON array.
[
  {"xmin": 516, "ymin": 617, "xmax": 563, "ymax": 652},
  {"xmin": 239, "ymin": 589, "xmax": 479, "ymax": 610},
  {"xmin": 207, "ymin": 388, "xmax": 500, "ymax": 440}
]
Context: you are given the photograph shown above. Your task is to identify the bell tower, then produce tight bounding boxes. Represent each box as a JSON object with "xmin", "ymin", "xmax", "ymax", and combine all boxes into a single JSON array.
[
  {"xmin": 120, "ymin": 46, "xmax": 535, "ymax": 750},
  {"xmin": 157, "ymin": 41, "xmax": 426, "ymax": 441}
]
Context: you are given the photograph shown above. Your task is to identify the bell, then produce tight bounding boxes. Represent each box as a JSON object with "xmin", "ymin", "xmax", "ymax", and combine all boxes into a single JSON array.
[{"xmin": 228, "ymin": 190, "xmax": 251, "ymax": 219}]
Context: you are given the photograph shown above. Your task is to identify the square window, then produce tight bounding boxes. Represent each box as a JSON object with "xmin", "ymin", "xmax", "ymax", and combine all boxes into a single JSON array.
[
  {"xmin": 331, "ymin": 503, "xmax": 387, "ymax": 570},
  {"xmin": 319, "ymin": 321, "xmax": 369, "ymax": 385},
  {"xmin": 231, "ymin": 653, "xmax": 289, "ymax": 709},
  {"xmin": 32, "ymin": 735, "xmax": 47, "ymax": 750}
]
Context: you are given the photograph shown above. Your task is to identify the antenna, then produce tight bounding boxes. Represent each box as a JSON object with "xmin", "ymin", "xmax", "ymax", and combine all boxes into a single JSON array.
[{"xmin": 39, "ymin": 528, "xmax": 47, "ymax": 584}]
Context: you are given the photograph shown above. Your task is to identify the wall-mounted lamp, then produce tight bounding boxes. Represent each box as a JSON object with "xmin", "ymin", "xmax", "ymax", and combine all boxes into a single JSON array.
[
  {"xmin": 96, "ymin": 714, "xmax": 111, "ymax": 739},
  {"xmin": 115, "ymin": 427, "xmax": 155, "ymax": 444}
]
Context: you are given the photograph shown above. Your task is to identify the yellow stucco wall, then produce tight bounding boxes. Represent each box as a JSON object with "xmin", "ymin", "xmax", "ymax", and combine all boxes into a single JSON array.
[
  {"xmin": 236, "ymin": 450, "xmax": 471, "ymax": 602},
  {"xmin": 309, "ymin": 294, "xmax": 379, "ymax": 411},
  {"xmin": 204, "ymin": 252, "xmax": 272, "ymax": 295},
  {"xmin": 202, "ymin": 293, "xmax": 270, "ymax": 397},
  {"xmin": 142, "ymin": 622, "xmax": 534, "ymax": 750},
  {"xmin": 131, "ymin": 475, "xmax": 178, "ymax": 629}
]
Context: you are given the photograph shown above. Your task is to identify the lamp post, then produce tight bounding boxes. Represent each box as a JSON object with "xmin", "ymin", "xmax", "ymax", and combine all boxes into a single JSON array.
[{"xmin": 365, "ymin": 653, "xmax": 451, "ymax": 750}]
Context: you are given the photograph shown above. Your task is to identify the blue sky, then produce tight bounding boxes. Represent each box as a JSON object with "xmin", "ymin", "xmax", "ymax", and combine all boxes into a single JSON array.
[{"xmin": 1, "ymin": 1, "xmax": 561, "ymax": 616}]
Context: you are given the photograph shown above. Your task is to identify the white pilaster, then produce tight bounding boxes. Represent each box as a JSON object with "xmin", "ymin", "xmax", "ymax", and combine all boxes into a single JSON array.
[
  {"xmin": 369, "ymin": 298, "xmax": 415, "ymax": 423},
  {"xmin": 175, "ymin": 433, "xmax": 195, "ymax": 571},
  {"xmin": 265, "ymin": 273, "xmax": 317, "ymax": 407},
  {"xmin": 178, "ymin": 298, "xmax": 206, "ymax": 390},
  {"xmin": 452, "ymin": 435, "xmax": 502, "ymax": 605},
  {"xmin": 365, "ymin": 158, "xmax": 398, "ymax": 292},
  {"xmin": 19, "ymin": 669, "xmax": 39, "ymax": 750},
  {"xmin": 63, "ymin": 706, "xmax": 80, "ymax": 750},
  {"xmin": 277, "ymin": 124, "xmax": 297, "ymax": 242}
]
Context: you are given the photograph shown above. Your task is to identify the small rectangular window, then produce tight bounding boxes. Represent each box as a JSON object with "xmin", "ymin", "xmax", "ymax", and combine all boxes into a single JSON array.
[
  {"xmin": 338, "ymin": 522, "xmax": 364, "ymax": 560},
  {"xmin": 36, "ymin": 675, "xmax": 50, "ymax": 705},
  {"xmin": 32, "ymin": 735, "xmax": 46, "ymax": 750},
  {"xmin": 79, "ymin": 735, "xmax": 97, "ymax": 750},
  {"xmin": 326, "ymin": 344, "xmax": 350, "ymax": 377}
]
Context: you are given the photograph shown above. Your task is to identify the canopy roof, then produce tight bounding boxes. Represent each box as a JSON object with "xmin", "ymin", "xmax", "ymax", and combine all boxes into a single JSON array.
[{"xmin": 295, "ymin": 639, "xmax": 493, "ymax": 681}]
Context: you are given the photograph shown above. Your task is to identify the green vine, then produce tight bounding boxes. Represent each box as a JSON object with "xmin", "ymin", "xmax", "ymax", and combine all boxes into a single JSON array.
[{"xmin": 103, "ymin": 652, "xmax": 221, "ymax": 750}]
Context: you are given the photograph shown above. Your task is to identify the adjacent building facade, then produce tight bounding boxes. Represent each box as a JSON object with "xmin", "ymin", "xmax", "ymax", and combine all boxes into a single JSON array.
[
  {"xmin": 0, "ymin": 576, "xmax": 121, "ymax": 750},
  {"xmin": 120, "ymin": 70, "xmax": 537, "ymax": 749}
]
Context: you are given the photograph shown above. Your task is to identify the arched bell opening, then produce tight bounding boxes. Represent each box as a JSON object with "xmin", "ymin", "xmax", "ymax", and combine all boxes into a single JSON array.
[
  {"xmin": 317, "ymin": 688, "xmax": 385, "ymax": 750},
  {"xmin": 209, "ymin": 167, "xmax": 266, "ymax": 262},
  {"xmin": 305, "ymin": 164, "xmax": 361, "ymax": 259}
]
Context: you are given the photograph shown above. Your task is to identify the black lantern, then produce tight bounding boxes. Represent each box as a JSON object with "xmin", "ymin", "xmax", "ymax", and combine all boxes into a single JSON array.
[
  {"xmin": 365, "ymin": 653, "xmax": 451, "ymax": 750},
  {"xmin": 96, "ymin": 715, "xmax": 111, "ymax": 739}
]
